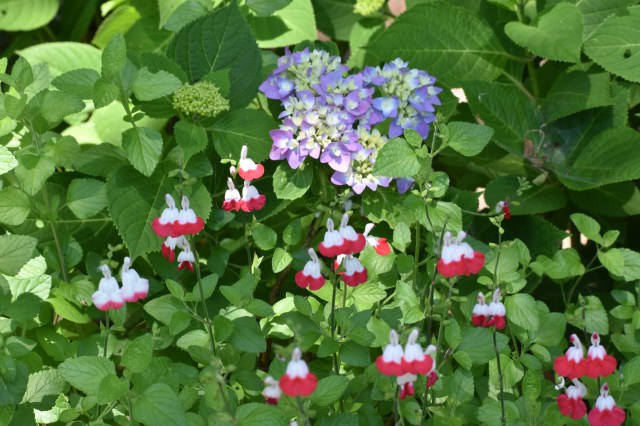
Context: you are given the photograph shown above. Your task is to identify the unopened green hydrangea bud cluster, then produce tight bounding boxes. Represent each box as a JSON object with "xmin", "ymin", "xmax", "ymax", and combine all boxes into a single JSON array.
[
  {"xmin": 172, "ymin": 81, "xmax": 230, "ymax": 118},
  {"xmin": 354, "ymin": 0, "xmax": 385, "ymax": 16}
]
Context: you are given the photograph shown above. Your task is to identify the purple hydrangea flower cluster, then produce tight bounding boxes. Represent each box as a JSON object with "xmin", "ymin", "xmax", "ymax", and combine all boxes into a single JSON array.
[{"xmin": 259, "ymin": 49, "xmax": 441, "ymax": 194}]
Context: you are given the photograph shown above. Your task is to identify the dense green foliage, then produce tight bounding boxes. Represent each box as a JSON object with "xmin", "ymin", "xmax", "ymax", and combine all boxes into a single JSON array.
[{"xmin": 0, "ymin": 0, "xmax": 639, "ymax": 425}]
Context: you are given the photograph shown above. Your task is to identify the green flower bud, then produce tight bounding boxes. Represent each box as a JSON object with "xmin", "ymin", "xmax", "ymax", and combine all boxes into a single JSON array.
[
  {"xmin": 354, "ymin": 0, "xmax": 385, "ymax": 16},
  {"xmin": 172, "ymin": 81, "xmax": 230, "ymax": 118}
]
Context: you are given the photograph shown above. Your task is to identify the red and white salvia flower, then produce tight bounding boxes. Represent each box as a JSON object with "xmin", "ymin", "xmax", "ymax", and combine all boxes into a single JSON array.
[
  {"xmin": 240, "ymin": 180, "xmax": 267, "ymax": 212},
  {"xmin": 585, "ymin": 332, "xmax": 617, "ymax": 378},
  {"xmin": 222, "ymin": 178, "xmax": 241, "ymax": 212},
  {"xmin": 174, "ymin": 195, "xmax": 205, "ymax": 235},
  {"xmin": 177, "ymin": 244, "xmax": 195, "ymax": 272},
  {"xmin": 436, "ymin": 231, "xmax": 485, "ymax": 277},
  {"xmin": 588, "ymin": 384, "xmax": 626, "ymax": 426},
  {"xmin": 92, "ymin": 264, "xmax": 125, "ymax": 311},
  {"xmin": 496, "ymin": 201, "xmax": 511, "ymax": 219},
  {"xmin": 120, "ymin": 257, "xmax": 149, "ymax": 303},
  {"xmin": 342, "ymin": 254, "xmax": 368, "ymax": 287},
  {"xmin": 486, "ymin": 288, "xmax": 506, "ymax": 330},
  {"xmin": 279, "ymin": 347, "xmax": 318, "ymax": 397},
  {"xmin": 152, "ymin": 194, "xmax": 180, "ymax": 238},
  {"xmin": 401, "ymin": 329, "xmax": 434, "ymax": 375},
  {"xmin": 332, "ymin": 254, "xmax": 346, "ymax": 275},
  {"xmin": 338, "ymin": 214, "xmax": 366, "ymax": 254},
  {"xmin": 238, "ymin": 144, "xmax": 265, "ymax": 181},
  {"xmin": 375, "ymin": 330, "xmax": 405, "ymax": 377},
  {"xmin": 554, "ymin": 334, "xmax": 586, "ymax": 379},
  {"xmin": 363, "ymin": 223, "xmax": 391, "ymax": 256},
  {"xmin": 425, "ymin": 345, "xmax": 438, "ymax": 388},
  {"xmin": 295, "ymin": 249, "xmax": 326, "ymax": 291},
  {"xmin": 161, "ymin": 235, "xmax": 187, "ymax": 263},
  {"xmin": 397, "ymin": 372, "xmax": 418, "ymax": 400},
  {"xmin": 318, "ymin": 218, "xmax": 348, "ymax": 257},
  {"xmin": 557, "ymin": 378, "xmax": 587, "ymax": 420},
  {"xmin": 472, "ymin": 292, "xmax": 489, "ymax": 327},
  {"xmin": 262, "ymin": 376, "xmax": 282, "ymax": 406}
]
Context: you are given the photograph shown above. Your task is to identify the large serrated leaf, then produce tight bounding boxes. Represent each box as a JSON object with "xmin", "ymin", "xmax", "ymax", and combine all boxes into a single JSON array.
[
  {"xmin": 208, "ymin": 109, "xmax": 275, "ymax": 163},
  {"xmin": 577, "ymin": 0, "xmax": 638, "ymax": 40},
  {"xmin": 272, "ymin": 163, "xmax": 313, "ymax": 200},
  {"xmin": 584, "ymin": 14, "xmax": 640, "ymax": 82},
  {"xmin": 505, "ymin": 3, "xmax": 583, "ymax": 63},
  {"xmin": 0, "ymin": 235, "xmax": 37, "ymax": 276},
  {"xmin": 250, "ymin": 0, "xmax": 316, "ymax": 48},
  {"xmin": 569, "ymin": 182, "xmax": 640, "ymax": 217},
  {"xmin": 58, "ymin": 357, "xmax": 115, "ymax": 396},
  {"xmin": 372, "ymin": 138, "xmax": 420, "ymax": 178},
  {"xmin": 132, "ymin": 383, "xmax": 186, "ymax": 426},
  {"xmin": 0, "ymin": 0, "xmax": 58, "ymax": 31},
  {"xmin": 166, "ymin": 2, "xmax": 261, "ymax": 108},
  {"xmin": 485, "ymin": 176, "xmax": 566, "ymax": 215},
  {"xmin": 463, "ymin": 81, "xmax": 539, "ymax": 155},
  {"xmin": 174, "ymin": 119, "xmax": 208, "ymax": 164},
  {"xmin": 122, "ymin": 127, "xmax": 163, "ymax": 177},
  {"xmin": 0, "ymin": 145, "xmax": 18, "ymax": 175},
  {"xmin": 366, "ymin": 1, "xmax": 508, "ymax": 86},
  {"xmin": 17, "ymin": 42, "xmax": 101, "ymax": 77}
]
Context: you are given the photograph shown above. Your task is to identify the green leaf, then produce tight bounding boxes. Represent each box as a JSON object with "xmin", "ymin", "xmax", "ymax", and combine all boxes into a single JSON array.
[
  {"xmin": 177, "ymin": 330, "xmax": 209, "ymax": 351},
  {"xmin": 188, "ymin": 274, "xmax": 219, "ymax": 302},
  {"xmin": 541, "ymin": 68, "xmax": 613, "ymax": 121},
  {"xmin": 67, "ymin": 178, "xmax": 108, "ymax": 219},
  {"xmin": 584, "ymin": 14, "xmax": 640, "ymax": 82},
  {"xmin": 47, "ymin": 298, "xmax": 91, "ymax": 324},
  {"xmin": 477, "ymin": 400, "xmax": 520, "ymax": 425},
  {"xmin": 505, "ymin": 3, "xmax": 583, "ymax": 63},
  {"xmin": 132, "ymin": 383, "xmax": 186, "ymax": 426},
  {"xmin": 250, "ymin": 0, "xmax": 316, "ymax": 48},
  {"xmin": 102, "ymin": 33, "xmax": 127, "ymax": 78},
  {"xmin": 21, "ymin": 370, "xmax": 66, "ymax": 403},
  {"xmin": 236, "ymin": 403, "xmax": 287, "ymax": 426},
  {"xmin": 209, "ymin": 109, "xmax": 275, "ymax": 163},
  {"xmin": 463, "ymin": 81, "xmax": 539, "ymax": 155},
  {"xmin": 273, "ymin": 163, "xmax": 313, "ymax": 200},
  {"xmin": 252, "ymin": 224, "xmax": 277, "ymax": 250},
  {"xmin": 167, "ymin": 3, "xmax": 262, "ymax": 108},
  {"xmin": 174, "ymin": 119, "xmax": 208, "ymax": 164},
  {"xmin": 570, "ymin": 213, "xmax": 602, "ymax": 244},
  {"xmin": 58, "ymin": 356, "xmax": 116, "ymax": 396},
  {"xmin": 34, "ymin": 394, "xmax": 74, "ymax": 424},
  {"xmin": 18, "ymin": 42, "xmax": 102, "ymax": 78},
  {"xmin": 446, "ymin": 122, "xmax": 494, "ymax": 157},
  {"xmin": 558, "ymin": 128, "xmax": 640, "ymax": 190},
  {"xmin": 229, "ymin": 317, "xmax": 266, "ymax": 353},
  {"xmin": 622, "ymin": 356, "xmax": 640, "ymax": 386},
  {"xmin": 457, "ymin": 327, "xmax": 508, "ymax": 365},
  {"xmin": 485, "ymin": 176, "xmax": 566, "ymax": 216},
  {"xmin": 0, "ymin": 0, "xmax": 58, "ymax": 31},
  {"xmin": 5, "ymin": 256, "xmax": 51, "ymax": 301},
  {"xmin": 159, "ymin": 0, "xmax": 207, "ymax": 32},
  {"xmin": 0, "ymin": 145, "xmax": 18, "ymax": 175},
  {"xmin": 577, "ymin": 0, "xmax": 638, "ymax": 40},
  {"xmin": 599, "ymin": 248, "xmax": 626, "ymax": 276},
  {"xmin": 504, "ymin": 294, "xmax": 540, "ymax": 331},
  {"xmin": 0, "ymin": 187, "xmax": 30, "ymax": 226},
  {"xmin": 372, "ymin": 138, "xmax": 420, "ymax": 178},
  {"xmin": 107, "ymin": 167, "xmax": 209, "ymax": 259},
  {"xmin": 537, "ymin": 248, "xmax": 585, "ymax": 280},
  {"xmin": 272, "ymin": 247, "xmax": 292, "ymax": 273},
  {"xmin": 392, "ymin": 222, "xmax": 411, "ymax": 252},
  {"xmin": 0, "ymin": 235, "xmax": 37, "ymax": 276},
  {"xmin": 52, "ymin": 68, "xmax": 100, "ymax": 99},
  {"xmin": 133, "ymin": 68, "xmax": 182, "ymax": 101},
  {"xmin": 567, "ymin": 295, "xmax": 609, "ymax": 335},
  {"xmin": 97, "ymin": 374, "xmax": 129, "ymax": 405},
  {"xmin": 247, "ymin": 0, "xmax": 292, "ymax": 16},
  {"xmin": 41, "ymin": 91, "xmax": 85, "ymax": 124},
  {"xmin": 122, "ymin": 127, "xmax": 163, "ymax": 177},
  {"xmin": 311, "ymin": 376, "xmax": 349, "ymax": 406},
  {"xmin": 92, "ymin": 77, "xmax": 119, "ymax": 108},
  {"xmin": 123, "ymin": 334, "xmax": 153, "ymax": 374},
  {"xmin": 522, "ymin": 369, "xmax": 541, "ymax": 402},
  {"xmin": 14, "ymin": 153, "xmax": 55, "ymax": 196},
  {"xmin": 366, "ymin": 1, "xmax": 508, "ymax": 86},
  {"xmin": 569, "ymin": 181, "xmax": 640, "ymax": 217},
  {"xmin": 618, "ymin": 248, "xmax": 640, "ymax": 281}
]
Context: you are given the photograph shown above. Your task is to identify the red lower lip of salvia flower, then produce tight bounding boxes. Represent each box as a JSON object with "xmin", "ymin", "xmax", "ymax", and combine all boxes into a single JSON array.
[
  {"xmin": 240, "ymin": 181, "xmax": 267, "ymax": 212},
  {"xmin": 338, "ymin": 214, "xmax": 366, "ymax": 254},
  {"xmin": 120, "ymin": 257, "xmax": 149, "ymax": 303},
  {"xmin": 238, "ymin": 145, "xmax": 265, "ymax": 181},
  {"xmin": 92, "ymin": 264, "xmax": 125, "ymax": 311},
  {"xmin": 376, "ymin": 330, "xmax": 405, "ymax": 377},
  {"xmin": 295, "ymin": 249, "xmax": 326, "ymax": 291},
  {"xmin": 279, "ymin": 348, "xmax": 317, "ymax": 397},
  {"xmin": 557, "ymin": 379, "xmax": 587, "ymax": 420},
  {"xmin": 318, "ymin": 218, "xmax": 349, "ymax": 257},
  {"xmin": 585, "ymin": 332, "xmax": 617, "ymax": 378},
  {"xmin": 588, "ymin": 384, "xmax": 626, "ymax": 426},
  {"xmin": 342, "ymin": 255, "xmax": 368, "ymax": 286},
  {"xmin": 554, "ymin": 334, "xmax": 585, "ymax": 379},
  {"xmin": 401, "ymin": 329, "xmax": 434, "ymax": 375},
  {"xmin": 436, "ymin": 231, "xmax": 485, "ymax": 277}
]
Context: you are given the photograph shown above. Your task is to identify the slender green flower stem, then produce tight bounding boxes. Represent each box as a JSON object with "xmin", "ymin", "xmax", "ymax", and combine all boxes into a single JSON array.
[
  {"xmin": 243, "ymin": 219, "xmax": 252, "ymax": 268},
  {"xmin": 191, "ymin": 237, "xmax": 217, "ymax": 357},
  {"xmin": 492, "ymin": 219, "xmax": 506, "ymax": 426},
  {"xmin": 103, "ymin": 312, "xmax": 110, "ymax": 358},
  {"xmin": 297, "ymin": 396, "xmax": 312, "ymax": 426},
  {"xmin": 329, "ymin": 269, "xmax": 340, "ymax": 377},
  {"xmin": 413, "ymin": 221, "xmax": 421, "ymax": 282}
]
